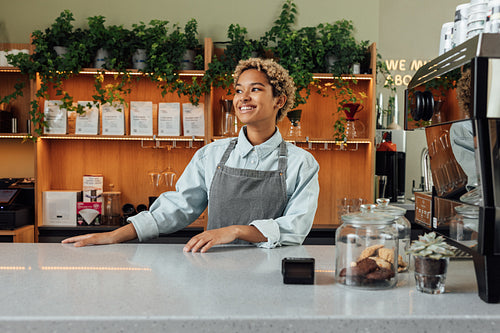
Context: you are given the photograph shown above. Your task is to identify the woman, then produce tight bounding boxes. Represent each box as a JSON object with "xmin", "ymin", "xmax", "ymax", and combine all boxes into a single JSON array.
[{"xmin": 62, "ymin": 58, "xmax": 320, "ymax": 252}]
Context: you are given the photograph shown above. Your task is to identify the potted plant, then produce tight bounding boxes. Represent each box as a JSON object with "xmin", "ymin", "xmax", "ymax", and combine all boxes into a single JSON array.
[
  {"xmin": 407, "ymin": 232, "xmax": 455, "ymax": 294},
  {"xmin": 179, "ymin": 18, "xmax": 202, "ymax": 70},
  {"xmin": 144, "ymin": 20, "xmax": 206, "ymax": 105}
]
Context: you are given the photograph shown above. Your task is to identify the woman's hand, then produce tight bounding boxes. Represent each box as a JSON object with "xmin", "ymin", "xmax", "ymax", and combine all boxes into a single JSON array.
[
  {"xmin": 61, "ymin": 232, "xmax": 115, "ymax": 247},
  {"xmin": 183, "ymin": 225, "xmax": 267, "ymax": 253},
  {"xmin": 61, "ymin": 223, "xmax": 138, "ymax": 247}
]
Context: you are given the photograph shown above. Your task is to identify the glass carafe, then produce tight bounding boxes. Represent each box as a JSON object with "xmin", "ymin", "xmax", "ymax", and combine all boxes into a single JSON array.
[
  {"xmin": 221, "ymin": 99, "xmax": 236, "ymax": 136},
  {"xmin": 102, "ymin": 191, "xmax": 121, "ymax": 226}
]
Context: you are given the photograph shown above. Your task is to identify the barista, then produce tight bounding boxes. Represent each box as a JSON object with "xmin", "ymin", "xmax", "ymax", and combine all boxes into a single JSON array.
[{"xmin": 62, "ymin": 58, "xmax": 320, "ymax": 252}]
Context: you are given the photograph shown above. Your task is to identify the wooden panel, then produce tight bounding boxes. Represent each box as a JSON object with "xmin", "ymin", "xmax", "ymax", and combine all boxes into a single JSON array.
[{"xmin": 0, "ymin": 225, "xmax": 34, "ymax": 243}]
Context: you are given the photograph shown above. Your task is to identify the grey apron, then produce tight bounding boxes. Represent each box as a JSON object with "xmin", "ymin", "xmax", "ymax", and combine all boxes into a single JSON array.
[{"xmin": 207, "ymin": 138, "xmax": 288, "ymax": 243}]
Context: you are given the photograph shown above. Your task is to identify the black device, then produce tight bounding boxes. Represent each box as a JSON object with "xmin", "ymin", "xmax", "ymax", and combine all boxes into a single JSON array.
[
  {"xmin": 281, "ymin": 257, "xmax": 315, "ymax": 284},
  {"xmin": 375, "ymin": 151, "xmax": 406, "ymax": 202},
  {"xmin": 0, "ymin": 178, "xmax": 35, "ymax": 229}
]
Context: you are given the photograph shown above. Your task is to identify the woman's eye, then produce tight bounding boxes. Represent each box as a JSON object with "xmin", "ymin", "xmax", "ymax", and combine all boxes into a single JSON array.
[
  {"xmin": 235, "ymin": 89, "xmax": 242, "ymax": 94},
  {"xmin": 251, "ymin": 87, "xmax": 260, "ymax": 92}
]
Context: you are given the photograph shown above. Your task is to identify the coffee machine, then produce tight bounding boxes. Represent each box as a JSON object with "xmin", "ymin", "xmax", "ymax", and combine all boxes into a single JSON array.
[{"xmin": 405, "ymin": 33, "xmax": 500, "ymax": 303}]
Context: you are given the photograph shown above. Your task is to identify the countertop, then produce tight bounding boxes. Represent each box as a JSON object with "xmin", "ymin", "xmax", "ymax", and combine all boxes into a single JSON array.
[{"xmin": 0, "ymin": 243, "xmax": 498, "ymax": 333}]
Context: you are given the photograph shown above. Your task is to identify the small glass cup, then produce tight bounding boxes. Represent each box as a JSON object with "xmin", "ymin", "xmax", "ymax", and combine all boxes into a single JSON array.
[{"xmin": 413, "ymin": 255, "xmax": 449, "ymax": 294}]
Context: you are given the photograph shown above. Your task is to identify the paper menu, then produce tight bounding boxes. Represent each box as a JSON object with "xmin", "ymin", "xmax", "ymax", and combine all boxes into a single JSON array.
[
  {"xmin": 158, "ymin": 102, "xmax": 181, "ymax": 136},
  {"xmin": 43, "ymin": 100, "xmax": 67, "ymax": 134},
  {"xmin": 101, "ymin": 103, "xmax": 125, "ymax": 135},
  {"xmin": 130, "ymin": 101, "xmax": 153, "ymax": 136},
  {"xmin": 75, "ymin": 101, "xmax": 100, "ymax": 135},
  {"xmin": 182, "ymin": 103, "xmax": 205, "ymax": 136}
]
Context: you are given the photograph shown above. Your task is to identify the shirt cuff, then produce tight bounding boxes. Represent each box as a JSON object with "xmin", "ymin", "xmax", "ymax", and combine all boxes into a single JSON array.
[
  {"xmin": 128, "ymin": 211, "xmax": 160, "ymax": 242},
  {"xmin": 250, "ymin": 219, "xmax": 281, "ymax": 249}
]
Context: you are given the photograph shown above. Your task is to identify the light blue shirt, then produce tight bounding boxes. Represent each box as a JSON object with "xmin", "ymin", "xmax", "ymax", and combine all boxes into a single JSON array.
[{"xmin": 129, "ymin": 127, "xmax": 320, "ymax": 248}]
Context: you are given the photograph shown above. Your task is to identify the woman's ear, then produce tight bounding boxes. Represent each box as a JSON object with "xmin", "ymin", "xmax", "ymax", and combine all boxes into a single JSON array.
[{"xmin": 275, "ymin": 95, "xmax": 287, "ymax": 110}]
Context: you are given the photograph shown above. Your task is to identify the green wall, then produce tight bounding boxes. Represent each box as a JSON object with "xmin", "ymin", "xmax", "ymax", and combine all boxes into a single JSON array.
[{"xmin": 0, "ymin": 0, "xmax": 379, "ymax": 44}]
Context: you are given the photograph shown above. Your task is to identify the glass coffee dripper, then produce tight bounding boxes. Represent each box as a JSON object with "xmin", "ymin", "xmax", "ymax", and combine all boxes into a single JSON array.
[
  {"xmin": 286, "ymin": 109, "xmax": 302, "ymax": 139},
  {"xmin": 342, "ymin": 103, "xmax": 365, "ymax": 139}
]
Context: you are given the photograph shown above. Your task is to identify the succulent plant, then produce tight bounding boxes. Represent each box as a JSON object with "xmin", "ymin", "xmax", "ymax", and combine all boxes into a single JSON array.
[{"xmin": 407, "ymin": 232, "xmax": 455, "ymax": 259}]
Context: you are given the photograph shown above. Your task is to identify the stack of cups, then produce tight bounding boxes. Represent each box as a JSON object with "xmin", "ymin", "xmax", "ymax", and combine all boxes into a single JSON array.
[
  {"xmin": 485, "ymin": 0, "xmax": 500, "ymax": 33},
  {"xmin": 466, "ymin": 0, "xmax": 488, "ymax": 39},
  {"xmin": 439, "ymin": 22, "xmax": 455, "ymax": 55},
  {"xmin": 453, "ymin": 3, "xmax": 471, "ymax": 48}
]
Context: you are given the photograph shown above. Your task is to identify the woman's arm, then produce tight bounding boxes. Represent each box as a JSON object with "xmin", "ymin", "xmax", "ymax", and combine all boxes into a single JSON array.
[{"xmin": 61, "ymin": 223, "xmax": 138, "ymax": 247}]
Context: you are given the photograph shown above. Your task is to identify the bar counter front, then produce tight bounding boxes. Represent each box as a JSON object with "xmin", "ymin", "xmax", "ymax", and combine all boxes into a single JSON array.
[{"xmin": 1, "ymin": 243, "xmax": 499, "ymax": 332}]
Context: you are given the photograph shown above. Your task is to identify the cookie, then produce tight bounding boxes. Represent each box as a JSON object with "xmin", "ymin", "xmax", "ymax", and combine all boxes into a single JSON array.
[
  {"xmin": 369, "ymin": 256, "xmax": 392, "ymax": 270},
  {"xmin": 359, "ymin": 244, "xmax": 384, "ymax": 260},
  {"xmin": 377, "ymin": 247, "xmax": 395, "ymax": 264}
]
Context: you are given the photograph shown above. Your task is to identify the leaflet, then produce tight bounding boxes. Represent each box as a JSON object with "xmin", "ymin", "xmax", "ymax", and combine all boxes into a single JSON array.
[
  {"xmin": 130, "ymin": 101, "xmax": 153, "ymax": 136},
  {"xmin": 182, "ymin": 103, "xmax": 205, "ymax": 136},
  {"xmin": 158, "ymin": 102, "xmax": 181, "ymax": 136},
  {"xmin": 43, "ymin": 100, "xmax": 67, "ymax": 134},
  {"xmin": 75, "ymin": 101, "xmax": 99, "ymax": 135},
  {"xmin": 101, "ymin": 103, "xmax": 125, "ymax": 135}
]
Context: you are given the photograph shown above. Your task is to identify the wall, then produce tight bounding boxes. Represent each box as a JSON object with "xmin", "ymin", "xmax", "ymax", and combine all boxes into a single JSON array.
[
  {"xmin": 0, "ymin": 0, "xmax": 379, "ymax": 43},
  {"xmin": 0, "ymin": 0, "xmax": 465, "ymax": 198}
]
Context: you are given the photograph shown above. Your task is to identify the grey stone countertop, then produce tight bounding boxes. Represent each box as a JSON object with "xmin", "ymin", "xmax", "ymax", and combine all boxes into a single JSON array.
[{"xmin": 0, "ymin": 243, "xmax": 498, "ymax": 332}]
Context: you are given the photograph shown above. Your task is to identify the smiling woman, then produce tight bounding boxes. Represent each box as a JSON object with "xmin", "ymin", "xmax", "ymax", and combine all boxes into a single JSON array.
[{"xmin": 62, "ymin": 58, "xmax": 320, "ymax": 253}]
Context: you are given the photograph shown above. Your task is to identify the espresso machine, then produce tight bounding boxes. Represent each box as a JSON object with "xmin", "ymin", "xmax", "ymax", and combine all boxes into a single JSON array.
[{"xmin": 405, "ymin": 33, "xmax": 500, "ymax": 303}]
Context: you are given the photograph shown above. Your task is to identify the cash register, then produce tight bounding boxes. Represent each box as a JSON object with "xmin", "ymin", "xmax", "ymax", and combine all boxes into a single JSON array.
[{"xmin": 0, "ymin": 178, "xmax": 34, "ymax": 229}]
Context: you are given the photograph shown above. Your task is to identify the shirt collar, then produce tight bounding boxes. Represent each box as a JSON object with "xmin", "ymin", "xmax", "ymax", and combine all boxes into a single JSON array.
[{"xmin": 236, "ymin": 126, "xmax": 283, "ymax": 158}]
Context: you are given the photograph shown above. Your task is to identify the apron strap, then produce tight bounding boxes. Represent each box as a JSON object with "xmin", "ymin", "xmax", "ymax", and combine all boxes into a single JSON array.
[
  {"xmin": 218, "ymin": 139, "xmax": 238, "ymax": 166},
  {"xmin": 278, "ymin": 141, "xmax": 288, "ymax": 172}
]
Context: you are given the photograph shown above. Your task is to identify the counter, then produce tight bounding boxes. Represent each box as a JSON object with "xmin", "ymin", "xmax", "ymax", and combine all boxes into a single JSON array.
[{"xmin": 0, "ymin": 243, "xmax": 498, "ymax": 332}]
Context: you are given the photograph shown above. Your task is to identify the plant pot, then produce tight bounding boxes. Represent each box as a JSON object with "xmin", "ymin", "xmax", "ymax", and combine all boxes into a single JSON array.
[
  {"xmin": 325, "ymin": 53, "xmax": 338, "ymax": 73},
  {"xmin": 94, "ymin": 48, "xmax": 109, "ymax": 69},
  {"xmin": 180, "ymin": 49, "xmax": 195, "ymax": 70},
  {"xmin": 132, "ymin": 49, "xmax": 147, "ymax": 70},
  {"xmin": 53, "ymin": 46, "xmax": 68, "ymax": 57},
  {"xmin": 413, "ymin": 255, "xmax": 449, "ymax": 294}
]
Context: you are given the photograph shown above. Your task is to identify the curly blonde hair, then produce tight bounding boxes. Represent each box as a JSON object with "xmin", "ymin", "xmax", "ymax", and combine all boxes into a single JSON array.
[{"xmin": 233, "ymin": 58, "xmax": 296, "ymax": 122}]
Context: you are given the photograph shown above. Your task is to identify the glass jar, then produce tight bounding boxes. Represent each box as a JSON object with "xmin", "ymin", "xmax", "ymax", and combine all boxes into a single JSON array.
[
  {"xmin": 450, "ymin": 204, "xmax": 479, "ymax": 246},
  {"xmin": 374, "ymin": 198, "xmax": 411, "ymax": 272},
  {"xmin": 335, "ymin": 204, "xmax": 399, "ymax": 289}
]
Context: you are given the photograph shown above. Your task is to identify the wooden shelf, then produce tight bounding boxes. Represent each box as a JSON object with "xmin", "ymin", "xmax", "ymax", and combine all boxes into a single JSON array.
[{"xmin": 1, "ymin": 38, "xmax": 377, "ymax": 237}]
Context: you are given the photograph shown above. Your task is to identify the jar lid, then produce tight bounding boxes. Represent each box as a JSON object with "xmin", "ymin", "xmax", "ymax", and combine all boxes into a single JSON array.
[
  {"xmin": 460, "ymin": 187, "xmax": 483, "ymax": 206},
  {"xmin": 341, "ymin": 204, "xmax": 395, "ymax": 225},
  {"xmin": 374, "ymin": 198, "xmax": 407, "ymax": 217},
  {"xmin": 454, "ymin": 204, "xmax": 479, "ymax": 218}
]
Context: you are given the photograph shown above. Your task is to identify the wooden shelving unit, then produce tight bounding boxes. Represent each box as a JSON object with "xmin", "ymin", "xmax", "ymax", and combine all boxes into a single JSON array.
[{"xmin": 1, "ymin": 39, "xmax": 376, "ymax": 240}]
